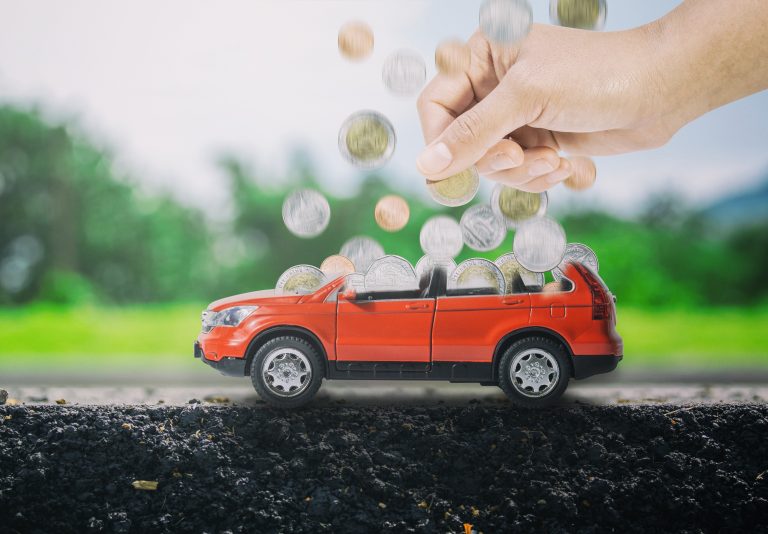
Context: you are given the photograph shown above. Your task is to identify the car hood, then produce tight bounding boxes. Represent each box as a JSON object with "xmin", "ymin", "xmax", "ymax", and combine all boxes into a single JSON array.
[{"xmin": 208, "ymin": 289, "xmax": 303, "ymax": 311}]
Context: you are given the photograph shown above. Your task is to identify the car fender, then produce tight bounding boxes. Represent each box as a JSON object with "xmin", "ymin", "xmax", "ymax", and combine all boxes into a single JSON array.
[{"xmin": 491, "ymin": 326, "xmax": 575, "ymax": 380}]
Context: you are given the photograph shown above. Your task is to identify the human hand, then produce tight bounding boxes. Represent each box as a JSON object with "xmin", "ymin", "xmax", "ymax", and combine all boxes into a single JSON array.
[{"xmin": 417, "ymin": 23, "xmax": 672, "ymax": 192}]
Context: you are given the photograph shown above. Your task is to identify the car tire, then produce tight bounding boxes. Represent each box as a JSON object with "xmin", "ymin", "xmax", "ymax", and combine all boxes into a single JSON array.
[
  {"xmin": 250, "ymin": 336, "xmax": 323, "ymax": 408},
  {"xmin": 498, "ymin": 336, "xmax": 571, "ymax": 407}
]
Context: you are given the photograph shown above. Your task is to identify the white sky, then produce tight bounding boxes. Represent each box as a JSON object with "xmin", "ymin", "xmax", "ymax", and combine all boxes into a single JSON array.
[{"xmin": 1, "ymin": 0, "xmax": 766, "ymax": 216}]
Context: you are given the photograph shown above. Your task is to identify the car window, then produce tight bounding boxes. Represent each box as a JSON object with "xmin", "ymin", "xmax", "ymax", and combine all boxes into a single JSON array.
[
  {"xmin": 354, "ymin": 288, "xmax": 423, "ymax": 301},
  {"xmin": 445, "ymin": 285, "xmax": 502, "ymax": 297}
]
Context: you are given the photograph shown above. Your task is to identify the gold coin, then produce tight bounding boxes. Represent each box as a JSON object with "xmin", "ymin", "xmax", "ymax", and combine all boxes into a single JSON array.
[
  {"xmin": 320, "ymin": 255, "xmax": 355, "ymax": 278},
  {"xmin": 556, "ymin": 0, "xmax": 603, "ymax": 30},
  {"xmin": 435, "ymin": 39, "xmax": 470, "ymax": 76},
  {"xmin": 338, "ymin": 21, "xmax": 374, "ymax": 61},
  {"xmin": 427, "ymin": 167, "xmax": 479, "ymax": 207},
  {"xmin": 491, "ymin": 185, "xmax": 548, "ymax": 228},
  {"xmin": 374, "ymin": 195, "xmax": 410, "ymax": 232},
  {"xmin": 284, "ymin": 273, "xmax": 324, "ymax": 293},
  {"xmin": 499, "ymin": 188, "xmax": 539, "ymax": 220},
  {"xmin": 457, "ymin": 266, "xmax": 501, "ymax": 292},
  {"xmin": 347, "ymin": 117, "xmax": 389, "ymax": 161}
]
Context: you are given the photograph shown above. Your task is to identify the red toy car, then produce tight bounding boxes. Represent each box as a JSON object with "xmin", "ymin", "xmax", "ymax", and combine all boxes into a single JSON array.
[{"xmin": 195, "ymin": 262, "xmax": 622, "ymax": 407}]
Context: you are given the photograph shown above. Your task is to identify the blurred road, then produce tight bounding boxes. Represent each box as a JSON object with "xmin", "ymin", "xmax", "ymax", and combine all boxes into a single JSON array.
[
  {"xmin": 2, "ymin": 366, "xmax": 767, "ymax": 406},
  {"xmin": 2, "ymin": 381, "xmax": 767, "ymax": 407}
]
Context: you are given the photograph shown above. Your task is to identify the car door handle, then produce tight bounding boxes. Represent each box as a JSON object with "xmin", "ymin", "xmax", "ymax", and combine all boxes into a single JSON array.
[
  {"xmin": 405, "ymin": 303, "xmax": 430, "ymax": 310},
  {"xmin": 501, "ymin": 298, "xmax": 525, "ymax": 305}
]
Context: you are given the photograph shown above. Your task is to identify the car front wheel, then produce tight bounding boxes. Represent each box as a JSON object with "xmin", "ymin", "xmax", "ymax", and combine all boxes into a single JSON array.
[
  {"xmin": 250, "ymin": 336, "xmax": 323, "ymax": 408},
  {"xmin": 498, "ymin": 336, "xmax": 570, "ymax": 407}
]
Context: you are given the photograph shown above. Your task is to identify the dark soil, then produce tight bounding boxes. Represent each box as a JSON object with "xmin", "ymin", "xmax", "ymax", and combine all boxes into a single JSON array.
[{"xmin": 1, "ymin": 403, "xmax": 767, "ymax": 533}]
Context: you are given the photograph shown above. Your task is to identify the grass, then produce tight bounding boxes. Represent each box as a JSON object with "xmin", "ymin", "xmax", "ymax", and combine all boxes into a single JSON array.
[{"xmin": 0, "ymin": 303, "xmax": 766, "ymax": 370}]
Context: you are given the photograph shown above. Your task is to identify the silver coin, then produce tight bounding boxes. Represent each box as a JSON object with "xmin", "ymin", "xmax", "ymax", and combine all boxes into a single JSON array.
[
  {"xmin": 419, "ymin": 215, "xmax": 463, "ymax": 259},
  {"xmin": 382, "ymin": 49, "xmax": 427, "ymax": 96},
  {"xmin": 414, "ymin": 255, "xmax": 457, "ymax": 281},
  {"xmin": 450, "ymin": 258, "xmax": 506, "ymax": 294},
  {"xmin": 491, "ymin": 184, "xmax": 548, "ymax": 229},
  {"xmin": 338, "ymin": 110, "xmax": 396, "ymax": 169},
  {"xmin": 282, "ymin": 189, "xmax": 330, "ymax": 238},
  {"xmin": 460, "ymin": 204, "xmax": 507, "ymax": 252},
  {"xmin": 276, "ymin": 265, "xmax": 326, "ymax": 294},
  {"xmin": 343, "ymin": 273, "xmax": 366, "ymax": 294},
  {"xmin": 496, "ymin": 252, "xmax": 545, "ymax": 290},
  {"xmin": 549, "ymin": 0, "xmax": 606, "ymax": 31},
  {"xmin": 552, "ymin": 243, "xmax": 599, "ymax": 281},
  {"xmin": 513, "ymin": 216, "xmax": 567, "ymax": 273},
  {"xmin": 364, "ymin": 255, "xmax": 418, "ymax": 292},
  {"xmin": 340, "ymin": 236, "xmax": 385, "ymax": 273},
  {"xmin": 479, "ymin": 0, "xmax": 533, "ymax": 46}
]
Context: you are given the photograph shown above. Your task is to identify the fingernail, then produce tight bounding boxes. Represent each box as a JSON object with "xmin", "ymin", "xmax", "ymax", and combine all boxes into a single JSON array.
[
  {"xmin": 545, "ymin": 169, "xmax": 571, "ymax": 184},
  {"xmin": 417, "ymin": 142, "xmax": 453, "ymax": 174},
  {"xmin": 528, "ymin": 159, "xmax": 555, "ymax": 177},
  {"xmin": 490, "ymin": 153, "xmax": 521, "ymax": 172}
]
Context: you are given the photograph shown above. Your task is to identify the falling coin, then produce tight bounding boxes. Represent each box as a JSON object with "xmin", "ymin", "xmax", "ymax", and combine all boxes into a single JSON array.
[
  {"xmin": 414, "ymin": 255, "xmax": 457, "ymax": 281},
  {"xmin": 374, "ymin": 195, "xmax": 410, "ymax": 232},
  {"xmin": 513, "ymin": 216, "xmax": 567, "ymax": 273},
  {"xmin": 549, "ymin": 0, "xmax": 606, "ymax": 31},
  {"xmin": 491, "ymin": 184, "xmax": 547, "ymax": 229},
  {"xmin": 495, "ymin": 252, "xmax": 545, "ymax": 291},
  {"xmin": 427, "ymin": 167, "xmax": 480, "ymax": 207},
  {"xmin": 338, "ymin": 110, "xmax": 396, "ymax": 169},
  {"xmin": 460, "ymin": 204, "xmax": 507, "ymax": 252},
  {"xmin": 479, "ymin": 0, "xmax": 533, "ymax": 46},
  {"xmin": 343, "ymin": 273, "xmax": 366, "ymax": 294},
  {"xmin": 364, "ymin": 255, "xmax": 419, "ymax": 291},
  {"xmin": 320, "ymin": 255, "xmax": 355, "ymax": 279},
  {"xmin": 340, "ymin": 236, "xmax": 385, "ymax": 273},
  {"xmin": 420, "ymin": 215, "xmax": 463, "ymax": 259},
  {"xmin": 338, "ymin": 20, "xmax": 374, "ymax": 61},
  {"xmin": 450, "ymin": 258, "xmax": 506, "ymax": 294},
  {"xmin": 276, "ymin": 265, "xmax": 327, "ymax": 294},
  {"xmin": 435, "ymin": 39, "xmax": 471, "ymax": 76},
  {"xmin": 282, "ymin": 189, "xmax": 331, "ymax": 238},
  {"xmin": 382, "ymin": 49, "xmax": 427, "ymax": 96},
  {"xmin": 552, "ymin": 243, "xmax": 599, "ymax": 281}
]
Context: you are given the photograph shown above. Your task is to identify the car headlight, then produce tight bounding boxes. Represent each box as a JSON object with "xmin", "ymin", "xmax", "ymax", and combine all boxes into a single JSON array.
[{"xmin": 202, "ymin": 306, "xmax": 258, "ymax": 332}]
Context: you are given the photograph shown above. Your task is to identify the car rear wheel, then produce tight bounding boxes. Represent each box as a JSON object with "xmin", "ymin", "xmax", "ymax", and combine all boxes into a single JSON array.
[
  {"xmin": 250, "ymin": 336, "xmax": 323, "ymax": 408},
  {"xmin": 498, "ymin": 336, "xmax": 570, "ymax": 407}
]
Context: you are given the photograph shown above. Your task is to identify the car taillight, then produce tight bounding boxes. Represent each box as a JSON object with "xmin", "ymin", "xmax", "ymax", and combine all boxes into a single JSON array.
[{"xmin": 572, "ymin": 263, "xmax": 611, "ymax": 321}]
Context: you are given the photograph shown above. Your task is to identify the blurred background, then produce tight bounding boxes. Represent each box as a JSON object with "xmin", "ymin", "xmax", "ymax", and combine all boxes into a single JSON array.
[{"xmin": 0, "ymin": 0, "xmax": 766, "ymax": 377}]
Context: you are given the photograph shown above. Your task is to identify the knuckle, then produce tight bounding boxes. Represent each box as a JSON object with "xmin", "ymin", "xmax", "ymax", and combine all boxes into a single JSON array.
[{"xmin": 450, "ymin": 108, "xmax": 484, "ymax": 144}]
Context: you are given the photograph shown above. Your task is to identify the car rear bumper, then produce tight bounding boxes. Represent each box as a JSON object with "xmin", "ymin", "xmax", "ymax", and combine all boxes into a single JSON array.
[
  {"xmin": 194, "ymin": 341, "xmax": 247, "ymax": 377},
  {"xmin": 572, "ymin": 354, "xmax": 622, "ymax": 379}
]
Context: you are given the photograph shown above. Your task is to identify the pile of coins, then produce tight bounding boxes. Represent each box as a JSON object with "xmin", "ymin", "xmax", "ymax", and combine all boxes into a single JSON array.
[{"xmin": 275, "ymin": 7, "xmax": 606, "ymax": 295}]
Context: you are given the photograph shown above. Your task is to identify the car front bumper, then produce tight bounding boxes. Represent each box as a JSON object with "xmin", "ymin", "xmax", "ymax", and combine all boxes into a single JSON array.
[{"xmin": 194, "ymin": 341, "xmax": 247, "ymax": 377}]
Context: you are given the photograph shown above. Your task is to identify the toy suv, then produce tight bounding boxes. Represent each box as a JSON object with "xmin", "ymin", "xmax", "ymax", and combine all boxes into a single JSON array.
[{"xmin": 195, "ymin": 262, "xmax": 622, "ymax": 407}]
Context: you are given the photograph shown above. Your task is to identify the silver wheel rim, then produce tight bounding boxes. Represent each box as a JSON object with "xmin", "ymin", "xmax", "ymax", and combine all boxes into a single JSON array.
[
  {"xmin": 261, "ymin": 348, "xmax": 312, "ymax": 397},
  {"xmin": 509, "ymin": 348, "xmax": 560, "ymax": 398}
]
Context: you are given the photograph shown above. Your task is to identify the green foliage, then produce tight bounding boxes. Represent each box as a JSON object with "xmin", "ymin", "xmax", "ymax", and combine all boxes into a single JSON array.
[
  {"xmin": 38, "ymin": 270, "xmax": 97, "ymax": 306},
  {"xmin": 1, "ymin": 104, "xmax": 767, "ymax": 309}
]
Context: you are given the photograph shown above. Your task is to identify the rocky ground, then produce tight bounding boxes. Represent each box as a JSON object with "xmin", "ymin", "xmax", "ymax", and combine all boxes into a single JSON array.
[{"xmin": 1, "ymin": 400, "xmax": 767, "ymax": 533}]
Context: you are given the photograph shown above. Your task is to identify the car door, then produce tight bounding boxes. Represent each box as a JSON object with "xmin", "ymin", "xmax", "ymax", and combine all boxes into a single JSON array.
[
  {"xmin": 336, "ymin": 290, "xmax": 434, "ymax": 362},
  {"xmin": 432, "ymin": 290, "xmax": 531, "ymax": 362}
]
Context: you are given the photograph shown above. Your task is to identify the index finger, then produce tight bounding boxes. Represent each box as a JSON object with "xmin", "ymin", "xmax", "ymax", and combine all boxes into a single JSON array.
[{"xmin": 416, "ymin": 72, "xmax": 476, "ymax": 145}]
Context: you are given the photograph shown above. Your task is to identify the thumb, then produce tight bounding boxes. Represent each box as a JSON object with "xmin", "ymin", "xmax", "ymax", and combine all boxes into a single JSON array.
[{"xmin": 416, "ymin": 79, "xmax": 535, "ymax": 180}]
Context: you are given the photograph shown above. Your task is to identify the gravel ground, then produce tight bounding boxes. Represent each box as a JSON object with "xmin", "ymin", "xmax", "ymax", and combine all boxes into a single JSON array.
[{"xmin": 1, "ymin": 402, "xmax": 767, "ymax": 533}]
